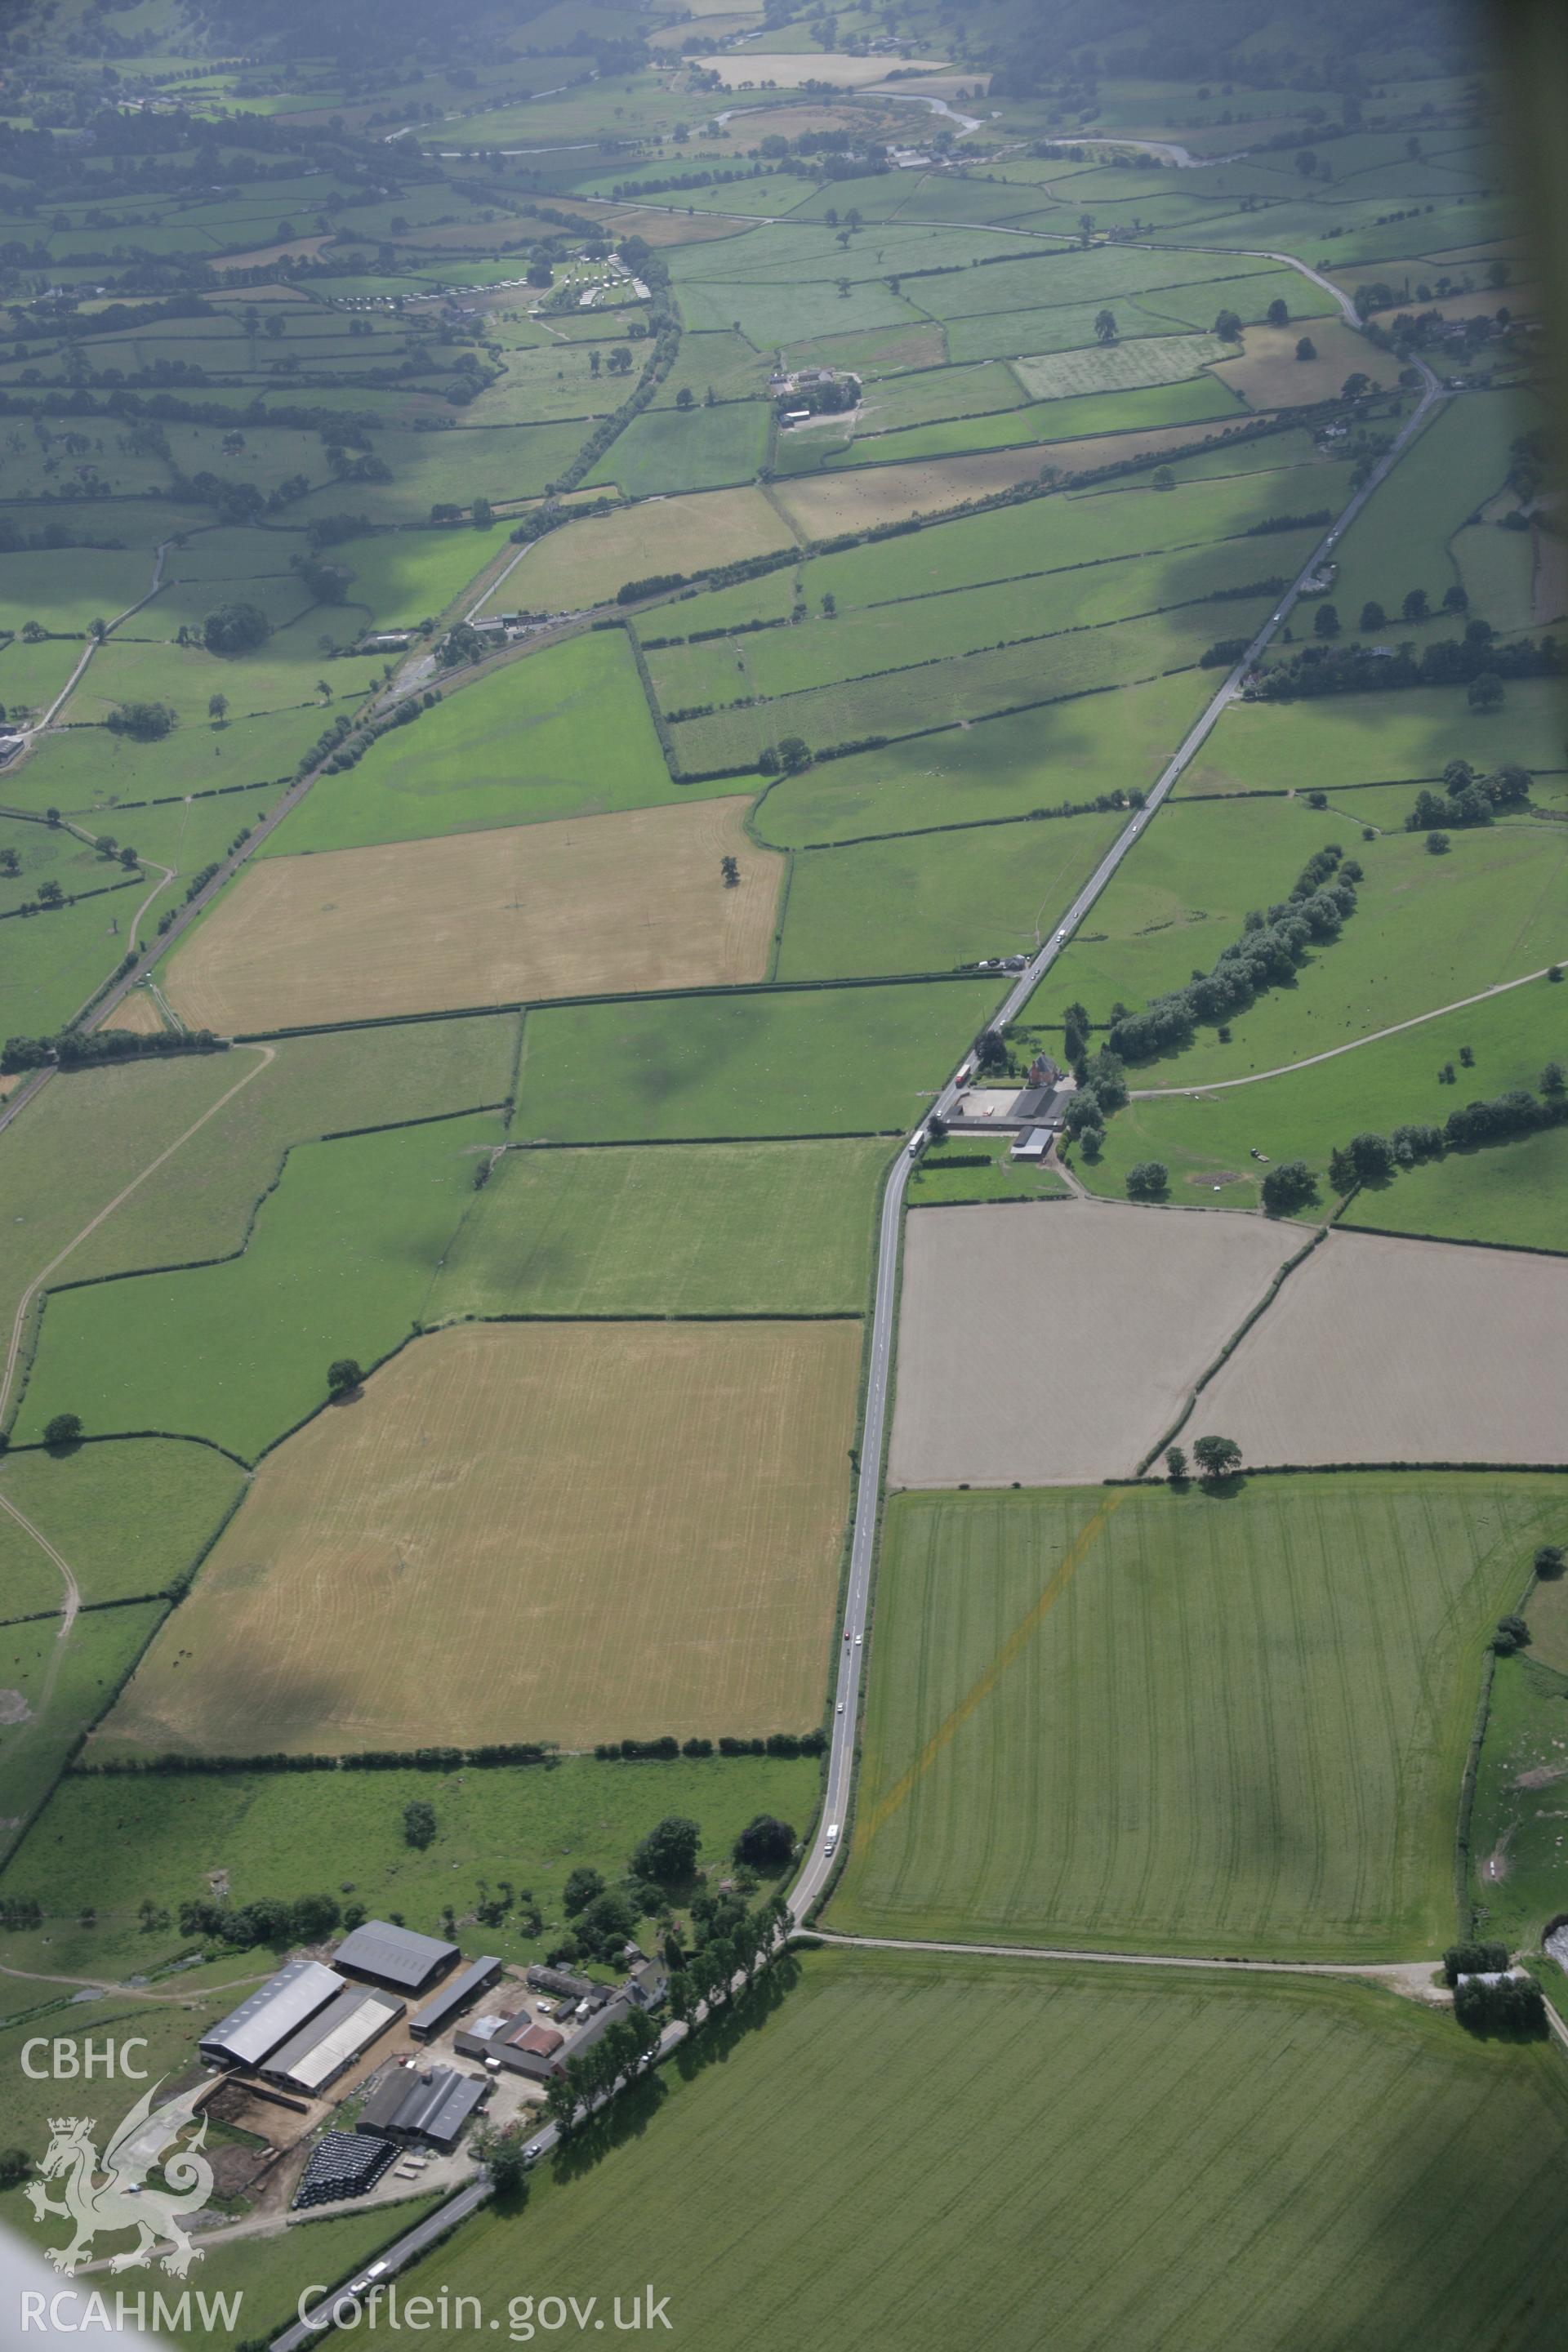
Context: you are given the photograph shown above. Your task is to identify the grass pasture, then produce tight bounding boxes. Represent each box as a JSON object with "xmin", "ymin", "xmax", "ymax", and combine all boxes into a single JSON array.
[
  {"xmin": 833, "ymin": 1476, "xmax": 1560, "ymax": 1958},
  {"xmin": 16, "ymin": 1112, "xmax": 501, "ymax": 1463},
  {"xmin": 907, "ymin": 1135, "xmax": 1071, "ymax": 1207},
  {"xmin": 428, "ymin": 1138, "xmax": 886, "ymax": 1319},
  {"xmin": 1, "ymin": 1749, "xmax": 823, "ymax": 1985},
  {"xmin": 98, "ymin": 1318, "xmax": 861, "ymax": 1757},
  {"xmin": 1037, "ymin": 790, "xmax": 1568, "ymax": 1087},
  {"xmin": 777, "ymin": 808, "xmax": 1125, "ymax": 980},
  {"xmin": 166, "ymin": 797, "xmax": 781, "ymax": 1033},
  {"xmin": 1179, "ymin": 676, "xmax": 1568, "ymax": 796},
  {"xmin": 0, "ymin": 1601, "xmax": 169, "ymax": 1856},
  {"xmin": 0, "ymin": 1438, "xmax": 243, "ymax": 1610},
  {"xmin": 56, "ymin": 1020, "xmax": 516, "ymax": 1290},
  {"xmin": 754, "ymin": 674, "xmax": 1209, "ymax": 848},
  {"xmin": 380, "ymin": 1945, "xmax": 1568, "ymax": 2352},
  {"xmin": 1468, "ymin": 1653, "xmax": 1568, "ymax": 1953},
  {"xmin": 5, "ymin": 700, "xmax": 350, "ymax": 818},
  {"xmin": 263, "ymin": 630, "xmax": 686, "ymax": 853},
  {"xmin": 1077, "ymin": 969, "xmax": 1566, "ymax": 1232},
  {"xmin": 584, "ymin": 401, "xmax": 771, "ymax": 497},
  {"xmin": 511, "ymin": 977, "xmax": 1000, "ymax": 1141}
]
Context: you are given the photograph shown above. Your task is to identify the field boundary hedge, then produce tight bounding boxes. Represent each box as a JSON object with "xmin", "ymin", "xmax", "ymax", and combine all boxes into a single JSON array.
[
  {"xmin": 230, "ymin": 965, "xmax": 991, "ymax": 1044},
  {"xmin": 1135, "ymin": 1223, "xmax": 1327, "ymax": 1474},
  {"xmin": 1343, "ymin": 1217, "xmax": 1568, "ymax": 1261}
]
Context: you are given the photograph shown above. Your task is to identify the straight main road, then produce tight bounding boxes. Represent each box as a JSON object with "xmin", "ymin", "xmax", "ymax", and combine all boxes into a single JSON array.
[{"xmin": 786, "ymin": 356, "xmax": 1448, "ymax": 1925}]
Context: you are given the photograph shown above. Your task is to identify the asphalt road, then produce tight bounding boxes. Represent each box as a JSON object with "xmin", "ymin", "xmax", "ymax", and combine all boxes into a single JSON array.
[{"xmin": 786, "ymin": 357, "xmax": 1447, "ymax": 1926}]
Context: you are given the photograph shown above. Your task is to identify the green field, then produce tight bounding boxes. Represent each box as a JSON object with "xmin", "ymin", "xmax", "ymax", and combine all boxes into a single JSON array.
[
  {"xmin": 381, "ymin": 1946, "xmax": 1568, "ymax": 2352},
  {"xmin": 1326, "ymin": 390, "xmax": 1544, "ymax": 628},
  {"xmin": 262, "ymin": 630, "xmax": 692, "ymax": 853},
  {"xmin": 1036, "ymin": 791, "xmax": 1568, "ymax": 1085},
  {"xmin": 648, "ymin": 531, "xmax": 1316, "ymax": 713},
  {"xmin": 2, "ymin": 700, "xmax": 348, "ymax": 817},
  {"xmin": 754, "ymin": 674, "xmax": 1206, "ymax": 848},
  {"xmin": 0, "ymin": 1601, "xmax": 168, "ymax": 1858},
  {"xmin": 1343, "ymin": 1120, "xmax": 1568, "ymax": 1254},
  {"xmin": 777, "ymin": 808, "xmax": 1125, "ymax": 980},
  {"xmin": 669, "ymin": 603, "xmax": 1247, "ymax": 773},
  {"xmin": 16, "ymin": 1111, "xmax": 501, "ymax": 1463},
  {"xmin": 1074, "ymin": 970, "xmax": 1566, "ymax": 1227},
  {"xmin": 1, "ymin": 1750, "xmax": 821, "ymax": 1983},
  {"xmin": 428, "ymin": 1138, "xmax": 887, "ymax": 1319},
  {"xmin": 908, "ymin": 1134, "xmax": 1071, "ymax": 1206},
  {"xmin": 0, "ymin": 880, "xmax": 143, "ymax": 1036},
  {"xmin": 1468, "ymin": 1652, "xmax": 1568, "ymax": 1953},
  {"xmin": 0, "ymin": 1437, "xmax": 243, "ymax": 1609},
  {"xmin": 512, "ymin": 979, "xmax": 1002, "ymax": 1142},
  {"xmin": 586, "ymin": 400, "xmax": 771, "ymax": 496},
  {"xmin": 830, "ymin": 1477, "xmax": 1558, "ymax": 1958},
  {"xmin": 1180, "ymin": 678, "xmax": 1568, "ymax": 797}
]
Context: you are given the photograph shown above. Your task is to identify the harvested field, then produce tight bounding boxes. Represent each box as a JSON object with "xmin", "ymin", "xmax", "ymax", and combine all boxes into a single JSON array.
[
  {"xmin": 100, "ymin": 987, "xmax": 163, "ymax": 1036},
  {"xmin": 163, "ymin": 799, "xmax": 781, "ymax": 1033},
  {"xmin": 1012, "ymin": 332, "xmax": 1229, "ymax": 399},
  {"xmin": 1189, "ymin": 1228, "xmax": 1568, "ymax": 1468},
  {"xmin": 1209, "ymin": 318, "xmax": 1398, "ymax": 408},
  {"xmin": 773, "ymin": 448, "xmax": 1058, "ymax": 538},
  {"xmin": 889, "ymin": 1200, "xmax": 1297, "ymax": 1487},
  {"xmin": 98, "ymin": 1320, "xmax": 861, "ymax": 1756}
]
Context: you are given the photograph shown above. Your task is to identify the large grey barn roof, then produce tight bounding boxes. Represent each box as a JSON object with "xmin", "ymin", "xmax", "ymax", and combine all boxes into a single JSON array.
[
  {"xmin": 410, "ymin": 1954, "xmax": 502, "ymax": 2042},
  {"xmin": 198, "ymin": 1958, "xmax": 344, "ymax": 2069},
  {"xmin": 264, "ymin": 1984, "xmax": 404, "ymax": 2093},
  {"xmin": 334, "ymin": 1920, "xmax": 460, "ymax": 1992}
]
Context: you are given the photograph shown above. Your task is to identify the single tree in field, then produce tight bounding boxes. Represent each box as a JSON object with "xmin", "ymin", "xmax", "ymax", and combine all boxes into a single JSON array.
[
  {"xmin": 1359, "ymin": 600, "xmax": 1385, "ymax": 631},
  {"xmin": 1401, "ymin": 586, "xmax": 1429, "ymax": 621},
  {"xmin": 675, "ymin": 386, "xmax": 695, "ymax": 410},
  {"xmin": 1165, "ymin": 1445, "xmax": 1188, "ymax": 1482},
  {"xmin": 1295, "ymin": 335, "xmax": 1316, "ymax": 362},
  {"xmin": 1266, "ymin": 297, "xmax": 1289, "ymax": 327},
  {"xmin": 42, "ymin": 1414, "xmax": 82, "ymax": 1449},
  {"xmin": 402, "ymin": 1798, "xmax": 437, "ymax": 1849},
  {"xmin": 1094, "ymin": 307, "xmax": 1117, "ymax": 344},
  {"xmin": 1214, "ymin": 308, "xmax": 1242, "ymax": 341},
  {"xmin": 633, "ymin": 1815, "xmax": 701, "ymax": 1884},
  {"xmin": 1534, "ymin": 1544, "xmax": 1565, "ymax": 1579},
  {"xmin": 1539, "ymin": 1062, "xmax": 1566, "ymax": 1099},
  {"xmin": 1192, "ymin": 1433, "xmax": 1242, "ymax": 1483},
  {"xmin": 207, "ymin": 692, "xmax": 229, "ymax": 724},
  {"xmin": 1313, "ymin": 602, "xmax": 1340, "ymax": 638},
  {"xmin": 327, "ymin": 1357, "xmax": 363, "ymax": 1398},
  {"xmin": 1468, "ymin": 671, "xmax": 1504, "ymax": 713}
]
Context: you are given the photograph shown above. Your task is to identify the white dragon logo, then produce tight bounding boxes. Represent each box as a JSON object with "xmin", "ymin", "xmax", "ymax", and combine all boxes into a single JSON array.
[{"xmin": 25, "ymin": 2078, "xmax": 214, "ymax": 2276}]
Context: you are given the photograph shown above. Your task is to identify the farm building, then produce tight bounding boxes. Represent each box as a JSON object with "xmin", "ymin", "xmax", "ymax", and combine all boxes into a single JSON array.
[
  {"xmin": 525, "ymin": 1963, "xmax": 603, "ymax": 2005},
  {"xmin": 457, "ymin": 2012, "xmax": 568, "ymax": 2083},
  {"xmin": 334, "ymin": 1920, "xmax": 461, "ymax": 1996},
  {"xmin": 1009, "ymin": 1129, "xmax": 1053, "ymax": 1162},
  {"xmin": 624, "ymin": 1957, "xmax": 668, "ymax": 2011},
  {"xmin": 199, "ymin": 1958, "xmax": 344, "ymax": 2071},
  {"xmin": 262, "ymin": 1984, "xmax": 406, "ymax": 2096},
  {"xmin": 357, "ymin": 2063, "xmax": 490, "ymax": 2151},
  {"xmin": 411, "ymin": 1953, "xmax": 504, "ymax": 2043}
]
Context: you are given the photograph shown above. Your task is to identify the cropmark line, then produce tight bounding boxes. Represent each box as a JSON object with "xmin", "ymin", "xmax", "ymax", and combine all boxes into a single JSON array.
[{"xmin": 859, "ymin": 1490, "xmax": 1125, "ymax": 1843}]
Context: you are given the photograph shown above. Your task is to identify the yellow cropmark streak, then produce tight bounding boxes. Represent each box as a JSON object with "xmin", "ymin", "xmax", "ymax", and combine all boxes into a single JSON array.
[{"xmin": 859, "ymin": 1491, "xmax": 1125, "ymax": 1842}]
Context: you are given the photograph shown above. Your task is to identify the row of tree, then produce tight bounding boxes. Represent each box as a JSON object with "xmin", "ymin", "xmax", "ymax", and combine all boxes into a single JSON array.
[
  {"xmin": 1328, "ymin": 1071, "xmax": 1566, "ymax": 1188},
  {"xmin": 1107, "ymin": 846, "xmax": 1358, "ymax": 1064}
]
